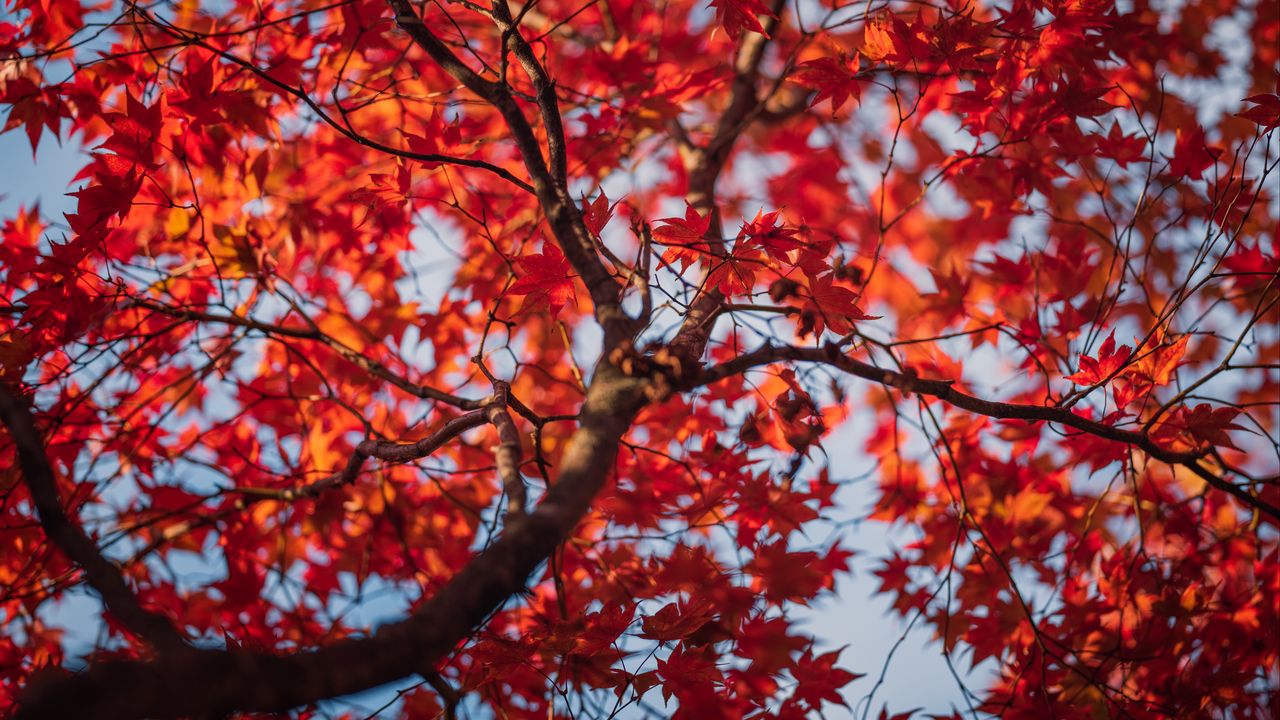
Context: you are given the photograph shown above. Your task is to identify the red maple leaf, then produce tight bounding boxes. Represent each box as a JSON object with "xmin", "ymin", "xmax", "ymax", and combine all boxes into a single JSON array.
[
  {"xmin": 655, "ymin": 203, "xmax": 713, "ymax": 270},
  {"xmin": 401, "ymin": 111, "xmax": 462, "ymax": 169},
  {"xmin": 1065, "ymin": 332, "xmax": 1131, "ymax": 386},
  {"xmin": 1237, "ymin": 93, "xmax": 1280, "ymax": 129},
  {"xmin": 1097, "ymin": 122, "xmax": 1148, "ymax": 168},
  {"xmin": 799, "ymin": 273, "xmax": 875, "ymax": 337},
  {"xmin": 708, "ymin": 0, "xmax": 775, "ymax": 38},
  {"xmin": 639, "ymin": 598, "xmax": 716, "ymax": 642},
  {"xmin": 580, "ymin": 192, "xmax": 613, "ymax": 236},
  {"xmin": 1222, "ymin": 242, "xmax": 1279, "ymax": 290},
  {"xmin": 740, "ymin": 208, "xmax": 801, "ymax": 263},
  {"xmin": 1152, "ymin": 403, "xmax": 1250, "ymax": 452},
  {"xmin": 791, "ymin": 648, "xmax": 862, "ymax": 709},
  {"xmin": 508, "ymin": 243, "xmax": 577, "ymax": 317},
  {"xmin": 793, "ymin": 56, "xmax": 862, "ymax": 113},
  {"xmin": 1129, "ymin": 334, "xmax": 1189, "ymax": 387},
  {"xmin": 861, "ymin": 16, "xmax": 898, "ymax": 62},
  {"xmin": 1167, "ymin": 125, "xmax": 1220, "ymax": 180}
]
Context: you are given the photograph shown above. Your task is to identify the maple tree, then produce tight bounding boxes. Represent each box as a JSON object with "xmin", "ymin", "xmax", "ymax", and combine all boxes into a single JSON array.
[{"xmin": 0, "ymin": 0, "xmax": 1278, "ymax": 717}]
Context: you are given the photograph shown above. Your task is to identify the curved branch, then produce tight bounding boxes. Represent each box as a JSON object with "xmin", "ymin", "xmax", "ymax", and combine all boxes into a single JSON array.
[
  {"xmin": 104, "ymin": 412, "xmax": 493, "ymax": 598},
  {"xmin": 132, "ymin": 6, "xmax": 537, "ymax": 194},
  {"xmin": 691, "ymin": 343, "xmax": 1280, "ymax": 522},
  {"xmin": 0, "ymin": 388, "xmax": 191, "ymax": 655},
  {"xmin": 130, "ymin": 298, "xmax": 483, "ymax": 410},
  {"xmin": 238, "ymin": 410, "xmax": 491, "ymax": 504},
  {"xmin": 483, "ymin": 381, "xmax": 526, "ymax": 516},
  {"xmin": 386, "ymin": 0, "xmax": 629, "ymax": 341},
  {"xmin": 13, "ymin": 367, "xmax": 648, "ymax": 720},
  {"xmin": 667, "ymin": 0, "xmax": 787, "ymax": 363},
  {"xmin": 489, "ymin": 0, "xmax": 569, "ymax": 186}
]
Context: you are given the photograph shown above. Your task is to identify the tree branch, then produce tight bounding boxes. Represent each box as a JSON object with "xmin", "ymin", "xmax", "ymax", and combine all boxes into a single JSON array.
[
  {"xmin": 131, "ymin": 5, "xmax": 537, "ymax": 194},
  {"xmin": 13, "ymin": 366, "xmax": 648, "ymax": 720},
  {"xmin": 483, "ymin": 381, "xmax": 526, "ymax": 517},
  {"xmin": 691, "ymin": 342, "xmax": 1280, "ymax": 522},
  {"xmin": 386, "ymin": 0, "xmax": 631, "ymax": 343},
  {"xmin": 130, "ymin": 298, "xmax": 484, "ymax": 410},
  {"xmin": 489, "ymin": 0, "xmax": 569, "ymax": 186},
  {"xmin": 0, "ymin": 387, "xmax": 191, "ymax": 656},
  {"xmin": 667, "ymin": 0, "xmax": 787, "ymax": 363},
  {"xmin": 239, "ymin": 410, "xmax": 490, "ymax": 503}
]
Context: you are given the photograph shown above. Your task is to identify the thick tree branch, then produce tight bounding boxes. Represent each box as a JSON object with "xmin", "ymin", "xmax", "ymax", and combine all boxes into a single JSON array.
[
  {"xmin": 14, "ymin": 366, "xmax": 648, "ymax": 720},
  {"xmin": 691, "ymin": 343, "xmax": 1280, "ymax": 522},
  {"xmin": 0, "ymin": 388, "xmax": 191, "ymax": 655},
  {"xmin": 488, "ymin": 0, "xmax": 569, "ymax": 186},
  {"xmin": 667, "ymin": 0, "xmax": 786, "ymax": 363},
  {"xmin": 387, "ymin": 0, "xmax": 632, "ymax": 343}
]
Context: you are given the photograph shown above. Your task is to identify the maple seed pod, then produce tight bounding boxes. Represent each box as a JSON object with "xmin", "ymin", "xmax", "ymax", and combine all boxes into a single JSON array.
[
  {"xmin": 768, "ymin": 277, "xmax": 801, "ymax": 303},
  {"xmin": 833, "ymin": 260, "xmax": 864, "ymax": 285},
  {"xmin": 797, "ymin": 309, "xmax": 818, "ymax": 338},
  {"xmin": 784, "ymin": 427, "xmax": 814, "ymax": 452},
  {"xmin": 775, "ymin": 394, "xmax": 807, "ymax": 422}
]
